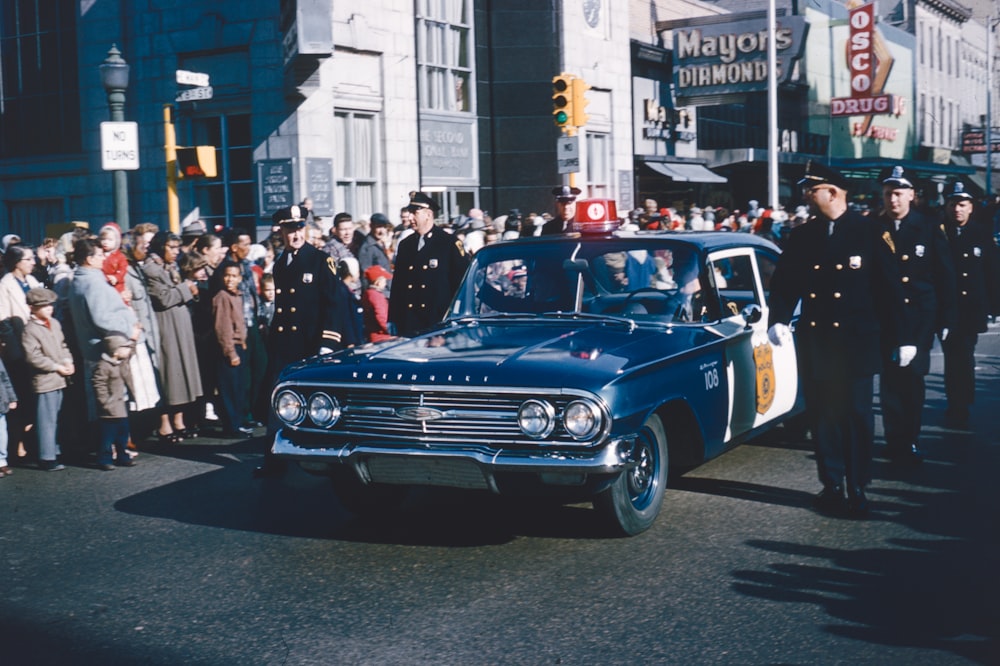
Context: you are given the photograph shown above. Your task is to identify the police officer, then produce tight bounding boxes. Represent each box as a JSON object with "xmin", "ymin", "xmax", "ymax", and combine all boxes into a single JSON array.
[
  {"xmin": 541, "ymin": 185, "xmax": 581, "ymax": 235},
  {"xmin": 255, "ymin": 204, "xmax": 359, "ymax": 478},
  {"xmin": 876, "ymin": 166, "xmax": 957, "ymax": 462},
  {"xmin": 768, "ymin": 161, "xmax": 910, "ymax": 517},
  {"xmin": 388, "ymin": 192, "xmax": 468, "ymax": 338},
  {"xmin": 941, "ymin": 181, "xmax": 1000, "ymax": 428}
]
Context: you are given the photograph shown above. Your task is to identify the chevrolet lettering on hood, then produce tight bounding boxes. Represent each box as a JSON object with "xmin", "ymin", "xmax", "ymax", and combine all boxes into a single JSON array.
[{"xmin": 270, "ymin": 228, "xmax": 801, "ymax": 536}]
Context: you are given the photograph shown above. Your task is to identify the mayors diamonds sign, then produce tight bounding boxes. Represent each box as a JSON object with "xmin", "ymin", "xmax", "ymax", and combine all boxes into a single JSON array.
[{"xmin": 664, "ymin": 13, "xmax": 808, "ymax": 105}]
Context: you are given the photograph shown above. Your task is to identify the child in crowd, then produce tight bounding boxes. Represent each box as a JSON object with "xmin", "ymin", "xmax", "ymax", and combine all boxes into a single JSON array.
[
  {"xmin": 100, "ymin": 223, "xmax": 128, "ymax": 297},
  {"xmin": 21, "ymin": 288, "xmax": 74, "ymax": 471},
  {"xmin": 213, "ymin": 263, "xmax": 252, "ymax": 438},
  {"xmin": 93, "ymin": 332, "xmax": 136, "ymax": 470},
  {"xmin": 0, "ymin": 355, "xmax": 17, "ymax": 477},
  {"xmin": 361, "ymin": 265, "xmax": 395, "ymax": 343},
  {"xmin": 257, "ymin": 273, "xmax": 275, "ymax": 343}
]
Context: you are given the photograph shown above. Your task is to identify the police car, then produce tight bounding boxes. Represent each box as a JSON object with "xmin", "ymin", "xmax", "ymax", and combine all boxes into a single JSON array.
[{"xmin": 270, "ymin": 201, "xmax": 800, "ymax": 535}]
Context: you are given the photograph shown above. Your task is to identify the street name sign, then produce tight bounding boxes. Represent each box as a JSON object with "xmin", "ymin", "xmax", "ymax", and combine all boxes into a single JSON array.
[
  {"xmin": 176, "ymin": 70, "xmax": 210, "ymax": 87},
  {"xmin": 176, "ymin": 86, "xmax": 214, "ymax": 102}
]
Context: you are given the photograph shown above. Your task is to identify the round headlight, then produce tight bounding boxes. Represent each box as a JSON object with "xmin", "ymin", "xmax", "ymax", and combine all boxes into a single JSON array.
[
  {"xmin": 308, "ymin": 392, "xmax": 341, "ymax": 427},
  {"xmin": 563, "ymin": 399, "xmax": 602, "ymax": 440},
  {"xmin": 274, "ymin": 390, "xmax": 305, "ymax": 425},
  {"xmin": 518, "ymin": 399, "xmax": 555, "ymax": 439}
]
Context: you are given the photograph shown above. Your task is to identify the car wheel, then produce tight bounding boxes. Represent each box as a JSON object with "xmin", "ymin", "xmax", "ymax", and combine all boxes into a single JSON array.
[
  {"xmin": 594, "ymin": 413, "xmax": 668, "ymax": 536},
  {"xmin": 329, "ymin": 468, "xmax": 407, "ymax": 517}
]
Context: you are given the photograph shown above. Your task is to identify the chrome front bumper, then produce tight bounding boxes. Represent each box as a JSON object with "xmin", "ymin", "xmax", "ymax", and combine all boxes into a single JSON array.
[{"xmin": 271, "ymin": 430, "xmax": 638, "ymax": 493}]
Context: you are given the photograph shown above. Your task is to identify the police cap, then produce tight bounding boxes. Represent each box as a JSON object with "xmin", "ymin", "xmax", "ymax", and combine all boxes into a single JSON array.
[
  {"xmin": 881, "ymin": 165, "xmax": 914, "ymax": 189},
  {"xmin": 272, "ymin": 205, "xmax": 306, "ymax": 228},
  {"xmin": 945, "ymin": 181, "xmax": 974, "ymax": 202},
  {"xmin": 552, "ymin": 185, "xmax": 582, "ymax": 202},
  {"xmin": 797, "ymin": 160, "xmax": 850, "ymax": 191},
  {"xmin": 406, "ymin": 191, "xmax": 440, "ymax": 214}
]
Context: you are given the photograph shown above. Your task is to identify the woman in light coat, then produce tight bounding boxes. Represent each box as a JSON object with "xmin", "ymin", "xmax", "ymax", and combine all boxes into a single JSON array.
[
  {"xmin": 0, "ymin": 245, "xmax": 43, "ymax": 459},
  {"xmin": 143, "ymin": 231, "xmax": 203, "ymax": 441}
]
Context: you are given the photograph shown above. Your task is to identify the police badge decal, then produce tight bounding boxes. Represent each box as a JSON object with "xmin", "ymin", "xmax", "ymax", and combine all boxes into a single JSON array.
[{"xmin": 754, "ymin": 342, "xmax": 776, "ymax": 414}]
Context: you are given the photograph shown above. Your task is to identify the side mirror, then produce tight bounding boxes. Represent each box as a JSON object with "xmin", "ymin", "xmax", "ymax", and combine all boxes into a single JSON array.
[{"xmin": 741, "ymin": 304, "xmax": 762, "ymax": 329}]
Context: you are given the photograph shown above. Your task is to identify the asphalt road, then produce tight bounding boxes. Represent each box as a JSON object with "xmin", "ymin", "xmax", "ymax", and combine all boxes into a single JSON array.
[{"xmin": 2, "ymin": 327, "xmax": 998, "ymax": 665}]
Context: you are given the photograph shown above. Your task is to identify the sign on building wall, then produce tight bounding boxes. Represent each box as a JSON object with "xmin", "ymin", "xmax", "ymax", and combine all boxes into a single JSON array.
[
  {"xmin": 305, "ymin": 158, "xmax": 334, "ymax": 217},
  {"xmin": 668, "ymin": 15, "xmax": 808, "ymax": 105},
  {"xmin": 419, "ymin": 118, "xmax": 478, "ymax": 185},
  {"xmin": 258, "ymin": 159, "xmax": 296, "ymax": 217}
]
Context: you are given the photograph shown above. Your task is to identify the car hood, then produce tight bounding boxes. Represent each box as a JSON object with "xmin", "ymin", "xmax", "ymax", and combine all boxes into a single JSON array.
[{"xmin": 279, "ymin": 317, "xmax": 722, "ymax": 389}]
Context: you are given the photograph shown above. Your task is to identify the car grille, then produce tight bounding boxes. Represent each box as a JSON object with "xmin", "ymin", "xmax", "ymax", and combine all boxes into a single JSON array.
[{"xmin": 283, "ymin": 385, "xmax": 600, "ymax": 446}]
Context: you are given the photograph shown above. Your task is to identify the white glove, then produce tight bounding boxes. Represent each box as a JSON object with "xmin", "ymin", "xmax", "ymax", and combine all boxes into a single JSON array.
[
  {"xmin": 897, "ymin": 345, "xmax": 917, "ymax": 367},
  {"xmin": 319, "ymin": 347, "xmax": 334, "ymax": 355},
  {"xmin": 767, "ymin": 323, "xmax": 793, "ymax": 347},
  {"xmin": 939, "ymin": 328, "xmax": 949, "ymax": 342}
]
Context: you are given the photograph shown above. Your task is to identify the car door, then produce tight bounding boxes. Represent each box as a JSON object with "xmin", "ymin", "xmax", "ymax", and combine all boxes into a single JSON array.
[{"xmin": 706, "ymin": 247, "xmax": 798, "ymax": 442}]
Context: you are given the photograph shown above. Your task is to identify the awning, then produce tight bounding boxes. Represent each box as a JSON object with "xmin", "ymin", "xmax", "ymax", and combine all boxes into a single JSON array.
[{"xmin": 645, "ymin": 161, "xmax": 728, "ymax": 183}]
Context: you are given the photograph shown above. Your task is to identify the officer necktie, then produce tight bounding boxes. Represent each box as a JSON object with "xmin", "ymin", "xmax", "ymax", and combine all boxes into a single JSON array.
[{"xmin": 417, "ymin": 234, "xmax": 426, "ymax": 251}]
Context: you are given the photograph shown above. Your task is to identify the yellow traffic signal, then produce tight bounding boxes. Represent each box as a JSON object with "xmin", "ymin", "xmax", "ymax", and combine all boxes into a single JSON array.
[
  {"xmin": 176, "ymin": 145, "xmax": 217, "ymax": 179},
  {"xmin": 552, "ymin": 73, "xmax": 575, "ymax": 129},
  {"xmin": 571, "ymin": 78, "xmax": 590, "ymax": 127}
]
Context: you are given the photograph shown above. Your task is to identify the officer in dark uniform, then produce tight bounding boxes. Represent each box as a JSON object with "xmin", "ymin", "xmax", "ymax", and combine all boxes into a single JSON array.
[
  {"xmin": 876, "ymin": 166, "xmax": 957, "ymax": 462},
  {"xmin": 255, "ymin": 204, "xmax": 359, "ymax": 478},
  {"xmin": 541, "ymin": 185, "xmax": 581, "ymax": 235},
  {"xmin": 769, "ymin": 160, "xmax": 910, "ymax": 517},
  {"xmin": 941, "ymin": 181, "xmax": 1000, "ymax": 428},
  {"xmin": 389, "ymin": 192, "xmax": 469, "ymax": 338}
]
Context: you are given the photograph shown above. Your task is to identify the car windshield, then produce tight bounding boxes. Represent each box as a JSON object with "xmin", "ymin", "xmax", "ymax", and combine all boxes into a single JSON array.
[{"xmin": 449, "ymin": 238, "xmax": 713, "ymax": 323}]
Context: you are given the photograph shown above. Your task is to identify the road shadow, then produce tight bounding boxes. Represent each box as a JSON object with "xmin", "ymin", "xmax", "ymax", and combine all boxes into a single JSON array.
[{"xmin": 113, "ymin": 455, "xmax": 618, "ymax": 546}]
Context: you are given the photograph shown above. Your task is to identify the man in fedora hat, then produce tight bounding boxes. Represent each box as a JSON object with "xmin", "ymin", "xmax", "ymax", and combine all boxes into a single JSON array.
[
  {"xmin": 876, "ymin": 165, "xmax": 957, "ymax": 463},
  {"xmin": 388, "ymin": 192, "xmax": 468, "ymax": 337},
  {"xmin": 940, "ymin": 181, "xmax": 1000, "ymax": 428},
  {"xmin": 768, "ymin": 160, "xmax": 911, "ymax": 517}
]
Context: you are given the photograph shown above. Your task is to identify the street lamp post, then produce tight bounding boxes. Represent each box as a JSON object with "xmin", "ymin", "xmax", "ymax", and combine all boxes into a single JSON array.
[{"xmin": 100, "ymin": 44, "xmax": 131, "ymax": 228}]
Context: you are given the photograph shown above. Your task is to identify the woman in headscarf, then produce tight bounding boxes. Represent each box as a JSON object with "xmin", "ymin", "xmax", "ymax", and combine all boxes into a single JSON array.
[{"xmin": 143, "ymin": 231, "xmax": 203, "ymax": 442}]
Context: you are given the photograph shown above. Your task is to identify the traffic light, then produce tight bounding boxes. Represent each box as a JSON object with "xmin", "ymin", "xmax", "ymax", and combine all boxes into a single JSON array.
[
  {"xmin": 552, "ymin": 73, "xmax": 574, "ymax": 130},
  {"xmin": 176, "ymin": 145, "xmax": 217, "ymax": 178},
  {"xmin": 571, "ymin": 77, "xmax": 590, "ymax": 127}
]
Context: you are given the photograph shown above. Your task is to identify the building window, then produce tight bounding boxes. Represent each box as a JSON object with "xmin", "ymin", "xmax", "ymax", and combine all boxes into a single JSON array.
[
  {"xmin": 416, "ymin": 0, "xmax": 473, "ymax": 113},
  {"xmin": 920, "ymin": 92, "xmax": 927, "ymax": 142},
  {"xmin": 334, "ymin": 111, "xmax": 379, "ymax": 218},
  {"xmin": 3, "ymin": 197, "xmax": 62, "ymax": 243},
  {"xmin": 183, "ymin": 113, "xmax": 254, "ymax": 232},
  {"xmin": 0, "ymin": 0, "xmax": 79, "ymax": 158},
  {"xmin": 919, "ymin": 23, "xmax": 924, "ymax": 65},
  {"xmin": 585, "ymin": 132, "xmax": 610, "ymax": 199}
]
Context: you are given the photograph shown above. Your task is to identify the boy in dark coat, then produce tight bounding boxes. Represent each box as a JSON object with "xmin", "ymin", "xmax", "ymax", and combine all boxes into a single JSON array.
[{"xmin": 93, "ymin": 332, "xmax": 137, "ymax": 470}]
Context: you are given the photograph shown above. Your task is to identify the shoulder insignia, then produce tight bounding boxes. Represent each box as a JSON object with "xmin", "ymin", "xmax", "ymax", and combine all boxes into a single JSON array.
[
  {"xmin": 882, "ymin": 230, "xmax": 895, "ymax": 254},
  {"xmin": 456, "ymin": 240, "xmax": 466, "ymax": 257}
]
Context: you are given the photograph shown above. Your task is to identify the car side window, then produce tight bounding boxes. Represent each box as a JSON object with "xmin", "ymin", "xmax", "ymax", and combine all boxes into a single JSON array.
[{"xmin": 709, "ymin": 254, "xmax": 760, "ymax": 318}]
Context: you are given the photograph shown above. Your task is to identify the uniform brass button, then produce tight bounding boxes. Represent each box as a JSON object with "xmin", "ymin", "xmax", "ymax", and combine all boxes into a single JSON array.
[
  {"xmin": 962, "ymin": 272, "xmax": 968, "ymax": 278},
  {"xmin": 809, "ymin": 293, "xmax": 816, "ymax": 298},
  {"xmin": 833, "ymin": 322, "xmax": 840, "ymax": 328},
  {"xmin": 901, "ymin": 255, "xmax": 909, "ymax": 261},
  {"xmin": 276, "ymin": 288, "xmax": 282, "ymax": 294},
  {"xmin": 902, "ymin": 276, "xmax": 909, "ymax": 282},
  {"xmin": 904, "ymin": 298, "xmax": 910, "ymax": 304},
  {"xmin": 277, "ymin": 326, "xmax": 284, "ymax": 332},
  {"xmin": 813, "ymin": 264, "xmax": 821, "ymax": 270},
  {"xmin": 963, "ymin": 253, "xmax": 969, "ymax": 258},
  {"xmin": 836, "ymin": 264, "xmax": 843, "ymax": 270},
  {"xmin": 290, "ymin": 307, "xmax": 296, "ymax": 313},
  {"xmin": 291, "ymin": 326, "xmax": 297, "ymax": 331},
  {"xmin": 833, "ymin": 292, "xmax": 841, "ymax": 298},
  {"xmin": 290, "ymin": 288, "xmax": 296, "ymax": 294},
  {"xmin": 276, "ymin": 308, "xmax": 283, "ymax": 314},
  {"xmin": 962, "ymin": 291, "xmax": 968, "ymax": 296},
  {"xmin": 408, "ymin": 304, "xmax": 413, "ymax": 308},
  {"xmin": 810, "ymin": 321, "xmax": 816, "ymax": 327}
]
